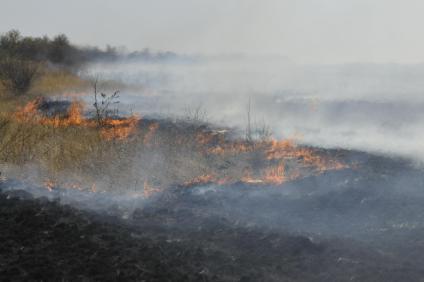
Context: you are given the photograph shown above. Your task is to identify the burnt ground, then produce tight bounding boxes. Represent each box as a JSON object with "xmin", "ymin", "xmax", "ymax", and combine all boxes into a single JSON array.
[{"xmin": 2, "ymin": 150, "xmax": 424, "ymax": 281}]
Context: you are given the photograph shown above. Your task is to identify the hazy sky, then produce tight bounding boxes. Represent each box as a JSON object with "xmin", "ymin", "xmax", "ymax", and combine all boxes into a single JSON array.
[{"xmin": 1, "ymin": 0, "xmax": 423, "ymax": 63}]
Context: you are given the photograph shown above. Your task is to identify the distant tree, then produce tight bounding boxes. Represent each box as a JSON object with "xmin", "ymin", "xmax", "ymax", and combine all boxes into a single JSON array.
[
  {"xmin": 48, "ymin": 34, "xmax": 71, "ymax": 64},
  {"xmin": 0, "ymin": 30, "xmax": 21, "ymax": 57},
  {"xmin": 0, "ymin": 29, "xmax": 141, "ymax": 67},
  {"xmin": 18, "ymin": 36, "xmax": 50, "ymax": 61}
]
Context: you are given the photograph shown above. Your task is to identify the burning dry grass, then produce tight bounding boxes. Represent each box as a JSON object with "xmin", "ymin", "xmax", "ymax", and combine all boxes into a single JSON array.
[
  {"xmin": 182, "ymin": 130, "xmax": 347, "ymax": 187},
  {"xmin": 13, "ymin": 98, "xmax": 139, "ymax": 140},
  {"xmin": 0, "ymin": 97, "xmax": 348, "ymax": 197}
]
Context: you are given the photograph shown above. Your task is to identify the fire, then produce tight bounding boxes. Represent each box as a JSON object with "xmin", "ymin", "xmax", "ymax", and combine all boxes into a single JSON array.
[
  {"xmin": 14, "ymin": 99, "xmax": 84, "ymax": 127},
  {"xmin": 100, "ymin": 116, "xmax": 139, "ymax": 140},
  {"xmin": 263, "ymin": 161, "xmax": 285, "ymax": 185},
  {"xmin": 185, "ymin": 135, "xmax": 348, "ymax": 187},
  {"xmin": 44, "ymin": 101, "xmax": 84, "ymax": 127},
  {"xmin": 196, "ymin": 131, "xmax": 226, "ymax": 145},
  {"xmin": 264, "ymin": 139, "xmax": 347, "ymax": 172},
  {"xmin": 14, "ymin": 99, "xmax": 139, "ymax": 140},
  {"xmin": 14, "ymin": 99, "xmax": 40, "ymax": 122},
  {"xmin": 66, "ymin": 102, "xmax": 83, "ymax": 125},
  {"xmin": 265, "ymin": 139, "xmax": 296, "ymax": 159},
  {"xmin": 195, "ymin": 131, "xmax": 252, "ymax": 155},
  {"xmin": 15, "ymin": 99, "xmax": 349, "ymax": 194}
]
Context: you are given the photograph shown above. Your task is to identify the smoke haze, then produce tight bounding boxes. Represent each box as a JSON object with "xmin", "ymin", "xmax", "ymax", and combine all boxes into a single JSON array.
[
  {"xmin": 84, "ymin": 58, "xmax": 424, "ymax": 162},
  {"xmin": 2, "ymin": 0, "xmax": 424, "ymax": 64},
  {"xmin": 4, "ymin": 0, "xmax": 424, "ymax": 161}
]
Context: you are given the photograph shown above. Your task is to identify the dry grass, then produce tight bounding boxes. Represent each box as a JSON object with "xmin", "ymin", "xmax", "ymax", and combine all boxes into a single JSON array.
[
  {"xmin": 0, "ymin": 115, "xmax": 98, "ymax": 167},
  {"xmin": 0, "ymin": 67, "xmax": 344, "ymax": 194},
  {"xmin": 30, "ymin": 68, "xmax": 89, "ymax": 95},
  {"xmin": 0, "ymin": 108, "xmax": 228, "ymax": 192}
]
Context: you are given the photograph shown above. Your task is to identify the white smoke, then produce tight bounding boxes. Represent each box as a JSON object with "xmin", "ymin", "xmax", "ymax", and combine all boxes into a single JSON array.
[{"xmin": 83, "ymin": 57, "xmax": 424, "ymax": 162}]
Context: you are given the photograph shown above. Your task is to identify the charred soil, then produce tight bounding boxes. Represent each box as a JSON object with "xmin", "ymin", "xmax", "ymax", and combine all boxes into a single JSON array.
[{"xmin": 2, "ymin": 155, "xmax": 424, "ymax": 282}]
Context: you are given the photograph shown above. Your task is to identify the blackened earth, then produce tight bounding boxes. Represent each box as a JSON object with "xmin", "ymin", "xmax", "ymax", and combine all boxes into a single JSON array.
[{"xmin": 1, "ymin": 150, "xmax": 424, "ymax": 281}]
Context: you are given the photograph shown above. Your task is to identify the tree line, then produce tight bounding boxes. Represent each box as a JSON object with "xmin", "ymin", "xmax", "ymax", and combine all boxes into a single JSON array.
[
  {"xmin": 0, "ymin": 30, "xmax": 119, "ymax": 67},
  {"xmin": 0, "ymin": 29, "xmax": 186, "ymax": 95},
  {"xmin": 0, "ymin": 30, "xmax": 122, "ymax": 95}
]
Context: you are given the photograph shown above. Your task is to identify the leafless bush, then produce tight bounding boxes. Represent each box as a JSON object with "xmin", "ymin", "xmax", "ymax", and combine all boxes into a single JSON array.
[
  {"xmin": 245, "ymin": 98, "xmax": 273, "ymax": 143},
  {"xmin": 92, "ymin": 78, "xmax": 120, "ymax": 127},
  {"xmin": 0, "ymin": 58, "xmax": 39, "ymax": 95},
  {"xmin": 253, "ymin": 120, "xmax": 273, "ymax": 142},
  {"xmin": 183, "ymin": 104, "xmax": 208, "ymax": 125}
]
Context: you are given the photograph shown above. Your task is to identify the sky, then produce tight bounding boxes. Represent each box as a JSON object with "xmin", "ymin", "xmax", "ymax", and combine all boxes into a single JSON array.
[{"xmin": 1, "ymin": 0, "xmax": 424, "ymax": 64}]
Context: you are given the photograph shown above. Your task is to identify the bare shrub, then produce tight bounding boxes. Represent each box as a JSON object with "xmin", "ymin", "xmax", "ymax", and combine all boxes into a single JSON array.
[
  {"xmin": 0, "ymin": 58, "xmax": 39, "ymax": 95},
  {"xmin": 92, "ymin": 78, "xmax": 120, "ymax": 127},
  {"xmin": 253, "ymin": 119, "xmax": 273, "ymax": 142},
  {"xmin": 183, "ymin": 104, "xmax": 208, "ymax": 125},
  {"xmin": 245, "ymin": 98, "xmax": 273, "ymax": 143}
]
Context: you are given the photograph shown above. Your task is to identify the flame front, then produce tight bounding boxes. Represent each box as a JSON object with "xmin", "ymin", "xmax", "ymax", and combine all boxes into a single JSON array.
[
  {"xmin": 263, "ymin": 161, "xmax": 285, "ymax": 185},
  {"xmin": 15, "ymin": 99, "xmax": 349, "ymax": 198},
  {"xmin": 14, "ymin": 99, "xmax": 139, "ymax": 140}
]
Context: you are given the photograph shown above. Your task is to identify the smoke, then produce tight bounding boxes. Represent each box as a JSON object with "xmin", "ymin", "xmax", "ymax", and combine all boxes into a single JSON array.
[
  {"xmin": 3, "ymin": 51, "xmax": 424, "ymax": 252},
  {"xmin": 83, "ymin": 58, "xmax": 424, "ymax": 162},
  {"xmin": 0, "ymin": 163, "xmax": 150, "ymax": 218}
]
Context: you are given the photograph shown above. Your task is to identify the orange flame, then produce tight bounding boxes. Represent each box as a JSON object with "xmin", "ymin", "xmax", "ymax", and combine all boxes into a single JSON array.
[
  {"xmin": 263, "ymin": 161, "xmax": 286, "ymax": 185},
  {"xmin": 16, "ymin": 99, "xmax": 349, "ymax": 193},
  {"xmin": 14, "ymin": 99, "xmax": 40, "ymax": 122},
  {"xmin": 100, "ymin": 116, "xmax": 139, "ymax": 140},
  {"xmin": 14, "ymin": 99, "xmax": 139, "ymax": 140}
]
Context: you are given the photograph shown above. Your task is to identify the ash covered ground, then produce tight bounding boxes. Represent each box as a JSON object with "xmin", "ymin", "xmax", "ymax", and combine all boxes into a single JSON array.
[{"xmin": 2, "ymin": 150, "xmax": 424, "ymax": 281}]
